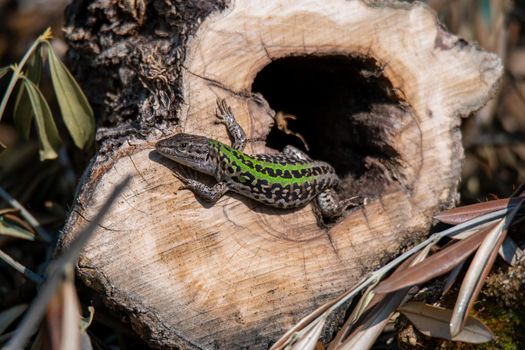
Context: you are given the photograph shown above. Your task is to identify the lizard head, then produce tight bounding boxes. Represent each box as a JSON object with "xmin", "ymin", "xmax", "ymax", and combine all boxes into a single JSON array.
[{"xmin": 156, "ymin": 133, "xmax": 215, "ymax": 176}]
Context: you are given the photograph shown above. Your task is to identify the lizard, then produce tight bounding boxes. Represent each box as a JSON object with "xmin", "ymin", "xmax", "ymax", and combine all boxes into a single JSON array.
[{"xmin": 155, "ymin": 99, "xmax": 355, "ymax": 218}]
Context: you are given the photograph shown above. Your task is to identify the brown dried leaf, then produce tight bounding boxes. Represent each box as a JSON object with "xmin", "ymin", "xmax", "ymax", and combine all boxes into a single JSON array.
[
  {"xmin": 333, "ymin": 289, "xmax": 406, "ymax": 350},
  {"xmin": 3, "ymin": 213, "xmax": 35, "ymax": 234},
  {"xmin": 374, "ymin": 223, "xmax": 498, "ymax": 294},
  {"xmin": 288, "ymin": 317, "xmax": 326, "ymax": 350},
  {"xmin": 434, "ymin": 197, "xmax": 522, "ymax": 225},
  {"xmin": 328, "ymin": 247, "xmax": 431, "ymax": 350},
  {"xmin": 442, "ymin": 261, "xmax": 465, "ymax": 296},
  {"xmin": 270, "ymin": 296, "xmax": 340, "ymax": 350},
  {"xmin": 451, "ymin": 198, "xmax": 524, "ymax": 336},
  {"xmin": 450, "ymin": 221, "xmax": 507, "ymax": 336},
  {"xmin": 451, "ymin": 221, "xmax": 497, "ymax": 240},
  {"xmin": 45, "ymin": 270, "xmax": 81, "ymax": 350},
  {"xmin": 399, "ymin": 303, "xmax": 492, "ymax": 344}
]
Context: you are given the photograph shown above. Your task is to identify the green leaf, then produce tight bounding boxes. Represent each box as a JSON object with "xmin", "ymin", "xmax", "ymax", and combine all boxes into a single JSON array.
[
  {"xmin": 0, "ymin": 216, "xmax": 35, "ymax": 240},
  {"xmin": 14, "ymin": 49, "xmax": 42, "ymax": 139},
  {"xmin": 23, "ymin": 79, "xmax": 61, "ymax": 160},
  {"xmin": 46, "ymin": 42, "xmax": 94, "ymax": 149}
]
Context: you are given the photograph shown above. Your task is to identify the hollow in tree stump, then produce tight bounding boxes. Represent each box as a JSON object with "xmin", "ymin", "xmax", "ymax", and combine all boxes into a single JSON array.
[{"xmin": 60, "ymin": 0, "xmax": 502, "ymax": 349}]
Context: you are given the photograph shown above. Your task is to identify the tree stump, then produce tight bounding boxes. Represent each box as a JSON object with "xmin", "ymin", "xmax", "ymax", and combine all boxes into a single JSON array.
[{"xmin": 60, "ymin": 0, "xmax": 502, "ymax": 349}]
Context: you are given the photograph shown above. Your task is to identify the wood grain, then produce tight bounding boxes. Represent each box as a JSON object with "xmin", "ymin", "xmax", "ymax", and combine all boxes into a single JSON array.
[{"xmin": 60, "ymin": 0, "xmax": 502, "ymax": 348}]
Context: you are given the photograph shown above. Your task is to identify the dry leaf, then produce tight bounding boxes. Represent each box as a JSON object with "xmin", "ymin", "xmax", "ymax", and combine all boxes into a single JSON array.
[
  {"xmin": 451, "ymin": 198, "xmax": 523, "ymax": 336},
  {"xmin": 399, "ymin": 303, "xmax": 492, "ymax": 344},
  {"xmin": 374, "ymin": 223, "xmax": 498, "ymax": 294},
  {"xmin": 434, "ymin": 197, "xmax": 522, "ymax": 225}
]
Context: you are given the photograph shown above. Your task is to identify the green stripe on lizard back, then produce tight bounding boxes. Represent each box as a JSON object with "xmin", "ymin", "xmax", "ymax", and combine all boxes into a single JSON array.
[{"xmin": 209, "ymin": 139, "xmax": 339, "ymax": 208}]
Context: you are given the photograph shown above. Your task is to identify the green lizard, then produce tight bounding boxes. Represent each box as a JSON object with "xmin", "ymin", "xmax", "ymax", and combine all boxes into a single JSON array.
[{"xmin": 155, "ymin": 99, "xmax": 354, "ymax": 218}]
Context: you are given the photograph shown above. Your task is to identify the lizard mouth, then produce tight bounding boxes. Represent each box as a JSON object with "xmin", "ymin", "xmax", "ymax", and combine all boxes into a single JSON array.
[{"xmin": 252, "ymin": 54, "xmax": 409, "ymax": 200}]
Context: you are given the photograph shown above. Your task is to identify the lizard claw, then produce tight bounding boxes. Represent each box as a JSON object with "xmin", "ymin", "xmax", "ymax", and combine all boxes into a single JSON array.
[
  {"xmin": 171, "ymin": 166, "xmax": 193, "ymax": 191},
  {"xmin": 214, "ymin": 116, "xmax": 226, "ymax": 125},
  {"xmin": 215, "ymin": 98, "xmax": 233, "ymax": 125},
  {"xmin": 172, "ymin": 173, "xmax": 189, "ymax": 188}
]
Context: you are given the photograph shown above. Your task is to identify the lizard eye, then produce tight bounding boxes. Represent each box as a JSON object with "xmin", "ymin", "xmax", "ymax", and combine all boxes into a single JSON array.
[{"xmin": 179, "ymin": 142, "xmax": 187, "ymax": 149}]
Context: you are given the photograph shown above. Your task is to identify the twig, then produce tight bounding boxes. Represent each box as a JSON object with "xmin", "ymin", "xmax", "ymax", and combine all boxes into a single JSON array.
[
  {"xmin": 0, "ymin": 249, "xmax": 44, "ymax": 284},
  {"xmin": 4, "ymin": 176, "xmax": 131, "ymax": 350}
]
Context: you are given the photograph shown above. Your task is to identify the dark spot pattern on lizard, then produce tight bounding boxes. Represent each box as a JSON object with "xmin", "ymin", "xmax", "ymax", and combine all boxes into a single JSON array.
[{"xmin": 155, "ymin": 99, "xmax": 355, "ymax": 218}]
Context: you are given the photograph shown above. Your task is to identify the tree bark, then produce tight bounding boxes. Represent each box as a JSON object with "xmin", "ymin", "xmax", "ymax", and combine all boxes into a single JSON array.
[{"xmin": 60, "ymin": 0, "xmax": 502, "ymax": 349}]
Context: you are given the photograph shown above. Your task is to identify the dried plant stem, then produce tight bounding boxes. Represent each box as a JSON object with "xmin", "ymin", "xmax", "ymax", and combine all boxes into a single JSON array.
[{"xmin": 0, "ymin": 249, "xmax": 44, "ymax": 284}]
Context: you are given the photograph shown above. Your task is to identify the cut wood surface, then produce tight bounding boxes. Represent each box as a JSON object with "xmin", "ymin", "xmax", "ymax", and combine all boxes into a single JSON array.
[{"xmin": 60, "ymin": 0, "xmax": 502, "ymax": 349}]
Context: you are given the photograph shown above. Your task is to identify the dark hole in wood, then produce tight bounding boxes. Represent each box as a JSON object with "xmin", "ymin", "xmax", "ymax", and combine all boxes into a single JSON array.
[{"xmin": 252, "ymin": 55, "xmax": 399, "ymax": 180}]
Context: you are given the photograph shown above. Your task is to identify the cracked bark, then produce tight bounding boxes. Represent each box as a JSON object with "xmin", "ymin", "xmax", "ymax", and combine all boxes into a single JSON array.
[{"xmin": 60, "ymin": 0, "xmax": 502, "ymax": 349}]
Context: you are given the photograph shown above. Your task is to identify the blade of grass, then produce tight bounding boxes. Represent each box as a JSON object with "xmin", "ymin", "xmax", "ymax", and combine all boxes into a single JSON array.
[
  {"xmin": 4, "ymin": 176, "xmax": 131, "ymax": 350},
  {"xmin": 22, "ymin": 78, "xmax": 61, "ymax": 160},
  {"xmin": 46, "ymin": 42, "xmax": 94, "ymax": 150}
]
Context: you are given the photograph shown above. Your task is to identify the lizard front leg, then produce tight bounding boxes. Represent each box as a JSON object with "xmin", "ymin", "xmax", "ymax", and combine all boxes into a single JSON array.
[
  {"xmin": 216, "ymin": 99, "xmax": 247, "ymax": 151},
  {"xmin": 316, "ymin": 188, "xmax": 356, "ymax": 218},
  {"xmin": 173, "ymin": 170, "xmax": 229, "ymax": 202}
]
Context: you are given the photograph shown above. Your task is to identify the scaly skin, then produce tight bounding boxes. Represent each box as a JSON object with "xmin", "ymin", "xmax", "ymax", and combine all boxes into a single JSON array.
[{"xmin": 155, "ymin": 99, "xmax": 353, "ymax": 217}]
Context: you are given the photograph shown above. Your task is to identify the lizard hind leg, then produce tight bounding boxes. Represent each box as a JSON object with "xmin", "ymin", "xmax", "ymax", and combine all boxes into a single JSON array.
[
  {"xmin": 282, "ymin": 145, "xmax": 312, "ymax": 162},
  {"xmin": 316, "ymin": 188, "xmax": 357, "ymax": 218}
]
